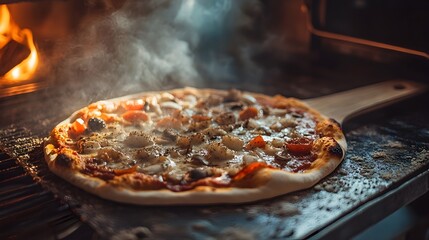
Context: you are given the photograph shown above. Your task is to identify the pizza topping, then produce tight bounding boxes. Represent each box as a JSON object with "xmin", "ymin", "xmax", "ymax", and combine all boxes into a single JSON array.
[
  {"xmin": 253, "ymin": 126, "xmax": 272, "ymax": 136},
  {"xmin": 78, "ymin": 140, "xmax": 101, "ymax": 153},
  {"xmin": 51, "ymin": 88, "xmax": 339, "ymax": 192},
  {"xmin": 271, "ymin": 138, "xmax": 284, "ymax": 148},
  {"xmin": 141, "ymin": 164, "xmax": 165, "ymax": 175},
  {"xmin": 287, "ymin": 158, "xmax": 314, "ymax": 173},
  {"xmin": 156, "ymin": 117, "xmax": 182, "ymax": 129},
  {"xmin": 159, "ymin": 101, "xmax": 183, "ymax": 110},
  {"xmin": 215, "ymin": 112, "xmax": 236, "ymax": 125},
  {"xmin": 123, "ymin": 99, "xmax": 145, "ymax": 111},
  {"xmin": 245, "ymin": 135, "xmax": 266, "ymax": 150},
  {"xmin": 124, "ymin": 131, "xmax": 154, "ymax": 148},
  {"xmin": 286, "ymin": 138, "xmax": 313, "ymax": 156},
  {"xmin": 94, "ymin": 101, "xmax": 116, "ymax": 112},
  {"xmin": 239, "ymin": 107, "xmax": 258, "ymax": 121},
  {"xmin": 97, "ymin": 148, "xmax": 127, "ymax": 163},
  {"xmin": 224, "ymin": 89, "xmax": 242, "ymax": 102},
  {"xmin": 207, "ymin": 142, "xmax": 234, "ymax": 161},
  {"xmin": 87, "ymin": 117, "xmax": 106, "ymax": 132},
  {"xmin": 204, "ymin": 127, "xmax": 227, "ymax": 139},
  {"xmin": 159, "ymin": 92, "xmax": 176, "ymax": 102},
  {"xmin": 83, "ymin": 162, "xmax": 116, "ymax": 180},
  {"xmin": 113, "ymin": 165, "xmax": 137, "ymax": 175},
  {"xmin": 274, "ymin": 153, "xmax": 289, "ymax": 162},
  {"xmin": 190, "ymin": 154, "xmax": 209, "ymax": 166},
  {"xmin": 270, "ymin": 122, "xmax": 283, "ymax": 132},
  {"xmin": 270, "ymin": 108, "xmax": 288, "ymax": 116},
  {"xmin": 162, "ymin": 128, "xmax": 178, "ymax": 141},
  {"xmin": 242, "ymin": 154, "xmax": 260, "ymax": 164},
  {"xmin": 191, "ymin": 115, "xmax": 210, "ymax": 122},
  {"xmin": 176, "ymin": 136, "xmax": 191, "ymax": 149},
  {"xmin": 233, "ymin": 162, "xmax": 268, "ymax": 183},
  {"xmin": 189, "ymin": 133, "xmax": 205, "ymax": 145},
  {"xmin": 122, "ymin": 110, "xmax": 149, "ymax": 123},
  {"xmin": 222, "ymin": 135, "xmax": 244, "ymax": 151},
  {"xmin": 205, "ymin": 94, "xmax": 223, "ymax": 107},
  {"xmin": 263, "ymin": 144, "xmax": 281, "ymax": 156},
  {"xmin": 189, "ymin": 119, "xmax": 210, "ymax": 131},
  {"xmin": 279, "ymin": 116, "xmax": 297, "ymax": 128},
  {"xmin": 247, "ymin": 118, "xmax": 261, "ymax": 129},
  {"xmin": 241, "ymin": 94, "xmax": 257, "ymax": 105},
  {"xmin": 224, "ymin": 101, "xmax": 244, "ymax": 111},
  {"xmin": 136, "ymin": 146, "xmax": 160, "ymax": 160},
  {"xmin": 187, "ymin": 168, "xmax": 210, "ymax": 181},
  {"xmin": 70, "ymin": 118, "xmax": 86, "ymax": 137}
]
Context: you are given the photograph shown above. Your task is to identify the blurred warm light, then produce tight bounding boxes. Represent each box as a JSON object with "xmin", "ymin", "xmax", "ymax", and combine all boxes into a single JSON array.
[{"xmin": 1, "ymin": 5, "xmax": 38, "ymax": 81}]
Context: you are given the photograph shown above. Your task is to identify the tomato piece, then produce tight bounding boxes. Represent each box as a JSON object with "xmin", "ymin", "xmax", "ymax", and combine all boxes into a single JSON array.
[
  {"xmin": 122, "ymin": 110, "xmax": 149, "ymax": 122},
  {"xmin": 239, "ymin": 107, "xmax": 258, "ymax": 121},
  {"xmin": 157, "ymin": 117, "xmax": 182, "ymax": 129},
  {"xmin": 233, "ymin": 162, "xmax": 270, "ymax": 184},
  {"xmin": 245, "ymin": 135, "xmax": 266, "ymax": 150},
  {"xmin": 123, "ymin": 99, "xmax": 145, "ymax": 111},
  {"xmin": 69, "ymin": 118, "xmax": 86, "ymax": 137},
  {"xmin": 286, "ymin": 138, "xmax": 313, "ymax": 156}
]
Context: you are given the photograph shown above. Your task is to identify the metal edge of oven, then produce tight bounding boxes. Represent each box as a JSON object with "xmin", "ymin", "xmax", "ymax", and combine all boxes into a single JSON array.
[{"xmin": 303, "ymin": 0, "xmax": 429, "ymax": 61}]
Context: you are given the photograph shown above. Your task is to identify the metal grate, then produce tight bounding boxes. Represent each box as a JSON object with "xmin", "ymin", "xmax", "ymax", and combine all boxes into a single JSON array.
[{"xmin": 0, "ymin": 128, "xmax": 95, "ymax": 239}]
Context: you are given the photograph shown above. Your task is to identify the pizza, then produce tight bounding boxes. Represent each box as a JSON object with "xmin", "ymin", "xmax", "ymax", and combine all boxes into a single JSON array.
[{"xmin": 44, "ymin": 88, "xmax": 346, "ymax": 205}]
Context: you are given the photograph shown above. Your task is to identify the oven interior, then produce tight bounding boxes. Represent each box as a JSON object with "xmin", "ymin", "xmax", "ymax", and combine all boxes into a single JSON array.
[{"xmin": 1, "ymin": 0, "xmax": 428, "ymax": 239}]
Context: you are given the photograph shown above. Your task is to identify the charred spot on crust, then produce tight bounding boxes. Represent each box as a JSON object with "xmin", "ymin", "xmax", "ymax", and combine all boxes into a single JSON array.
[
  {"xmin": 329, "ymin": 142, "xmax": 344, "ymax": 158},
  {"xmin": 56, "ymin": 153, "xmax": 72, "ymax": 168},
  {"xmin": 329, "ymin": 118, "xmax": 342, "ymax": 129}
]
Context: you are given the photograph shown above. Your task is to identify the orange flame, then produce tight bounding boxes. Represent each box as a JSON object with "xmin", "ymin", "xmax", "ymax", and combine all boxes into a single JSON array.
[{"xmin": 0, "ymin": 5, "xmax": 38, "ymax": 81}]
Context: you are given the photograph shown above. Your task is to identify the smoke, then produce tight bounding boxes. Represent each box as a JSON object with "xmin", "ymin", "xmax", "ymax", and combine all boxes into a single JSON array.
[
  {"xmin": 44, "ymin": 0, "xmax": 290, "ymax": 105},
  {"xmin": 174, "ymin": 0, "xmax": 268, "ymax": 83},
  {"xmin": 46, "ymin": 1, "xmax": 197, "ymax": 102}
]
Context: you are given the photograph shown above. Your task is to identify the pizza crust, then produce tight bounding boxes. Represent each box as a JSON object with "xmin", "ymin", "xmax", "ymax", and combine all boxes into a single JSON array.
[{"xmin": 44, "ymin": 87, "xmax": 347, "ymax": 205}]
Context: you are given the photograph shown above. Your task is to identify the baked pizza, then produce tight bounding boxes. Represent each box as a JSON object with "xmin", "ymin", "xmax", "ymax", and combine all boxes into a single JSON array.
[{"xmin": 44, "ymin": 88, "xmax": 346, "ymax": 205}]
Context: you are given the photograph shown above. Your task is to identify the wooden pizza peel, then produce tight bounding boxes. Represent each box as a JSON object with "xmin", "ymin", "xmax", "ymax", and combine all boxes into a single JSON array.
[{"xmin": 304, "ymin": 80, "xmax": 426, "ymax": 124}]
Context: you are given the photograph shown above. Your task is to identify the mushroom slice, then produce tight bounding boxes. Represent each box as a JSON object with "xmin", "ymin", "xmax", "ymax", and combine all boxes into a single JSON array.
[
  {"xmin": 206, "ymin": 142, "xmax": 234, "ymax": 161},
  {"xmin": 160, "ymin": 101, "xmax": 182, "ymax": 110},
  {"xmin": 215, "ymin": 112, "xmax": 236, "ymax": 125},
  {"xmin": 124, "ymin": 131, "xmax": 154, "ymax": 148},
  {"xmin": 222, "ymin": 135, "xmax": 244, "ymax": 151}
]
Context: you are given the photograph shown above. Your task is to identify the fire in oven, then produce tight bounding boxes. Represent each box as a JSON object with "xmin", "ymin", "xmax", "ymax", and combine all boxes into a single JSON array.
[{"xmin": 0, "ymin": 0, "xmax": 428, "ymax": 239}]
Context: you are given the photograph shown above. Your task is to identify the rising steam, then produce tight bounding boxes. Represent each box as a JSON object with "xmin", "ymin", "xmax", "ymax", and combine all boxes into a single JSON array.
[
  {"xmin": 45, "ymin": 0, "xmax": 285, "ymax": 105},
  {"xmin": 47, "ymin": 1, "xmax": 197, "ymax": 102}
]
